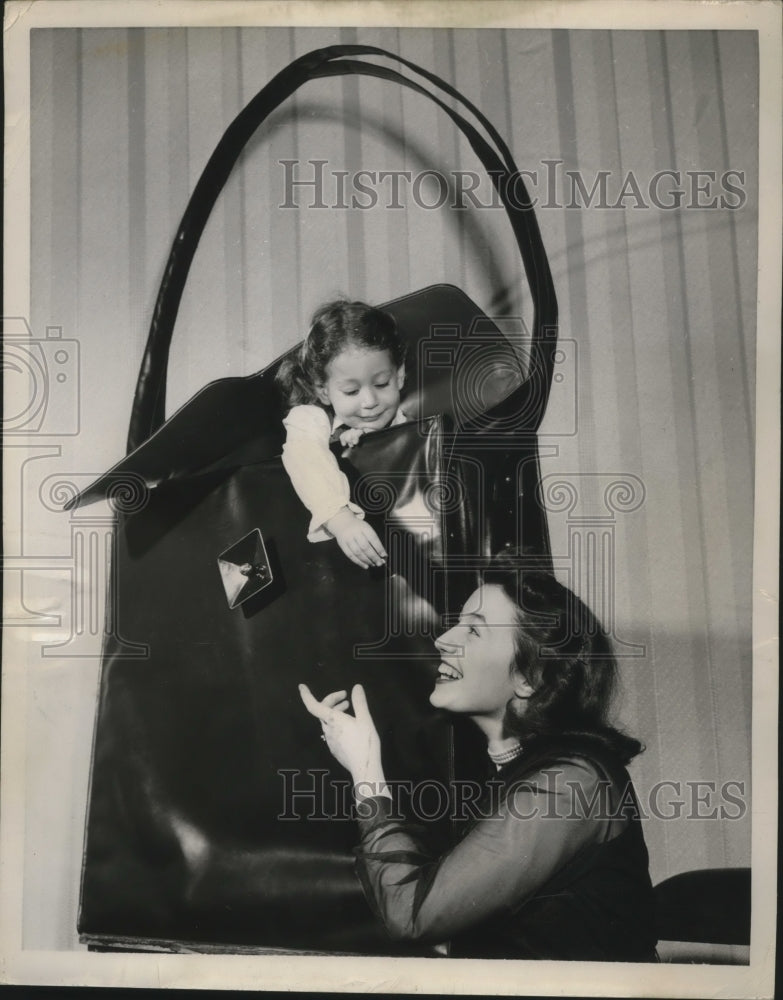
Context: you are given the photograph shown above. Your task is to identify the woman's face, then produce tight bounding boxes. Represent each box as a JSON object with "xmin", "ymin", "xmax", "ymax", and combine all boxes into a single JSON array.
[{"xmin": 429, "ymin": 584, "xmax": 531, "ymax": 723}]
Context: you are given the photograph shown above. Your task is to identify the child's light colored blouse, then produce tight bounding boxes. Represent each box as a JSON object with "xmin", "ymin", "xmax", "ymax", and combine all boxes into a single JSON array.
[{"xmin": 281, "ymin": 404, "xmax": 407, "ymax": 542}]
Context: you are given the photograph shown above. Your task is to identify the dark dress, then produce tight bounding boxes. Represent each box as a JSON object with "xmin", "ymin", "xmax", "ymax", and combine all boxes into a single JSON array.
[{"xmin": 354, "ymin": 735, "xmax": 658, "ymax": 961}]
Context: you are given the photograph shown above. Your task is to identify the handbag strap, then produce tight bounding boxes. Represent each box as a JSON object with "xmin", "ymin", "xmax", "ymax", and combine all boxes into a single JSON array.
[{"xmin": 127, "ymin": 44, "xmax": 558, "ymax": 453}]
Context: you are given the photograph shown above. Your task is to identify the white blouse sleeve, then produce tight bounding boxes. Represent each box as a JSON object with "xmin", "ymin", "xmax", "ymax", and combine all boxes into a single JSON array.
[{"xmin": 281, "ymin": 405, "xmax": 365, "ymax": 542}]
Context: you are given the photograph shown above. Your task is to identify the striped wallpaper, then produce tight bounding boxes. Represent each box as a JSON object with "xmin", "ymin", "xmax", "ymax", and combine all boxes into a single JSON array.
[{"xmin": 26, "ymin": 26, "xmax": 757, "ymax": 950}]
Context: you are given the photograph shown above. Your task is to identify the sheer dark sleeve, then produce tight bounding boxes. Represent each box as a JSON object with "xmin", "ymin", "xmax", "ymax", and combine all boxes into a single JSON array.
[{"xmin": 353, "ymin": 758, "xmax": 621, "ymax": 943}]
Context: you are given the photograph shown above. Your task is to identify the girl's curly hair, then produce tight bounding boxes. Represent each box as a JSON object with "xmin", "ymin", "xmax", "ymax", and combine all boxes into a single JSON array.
[{"xmin": 276, "ymin": 299, "xmax": 406, "ymax": 409}]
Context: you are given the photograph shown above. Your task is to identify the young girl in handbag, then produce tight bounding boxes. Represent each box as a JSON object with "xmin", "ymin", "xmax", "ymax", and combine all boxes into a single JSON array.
[{"xmin": 276, "ymin": 299, "xmax": 408, "ymax": 569}]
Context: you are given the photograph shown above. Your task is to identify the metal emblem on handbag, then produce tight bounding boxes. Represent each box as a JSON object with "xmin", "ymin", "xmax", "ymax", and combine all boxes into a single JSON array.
[{"xmin": 218, "ymin": 529, "xmax": 273, "ymax": 609}]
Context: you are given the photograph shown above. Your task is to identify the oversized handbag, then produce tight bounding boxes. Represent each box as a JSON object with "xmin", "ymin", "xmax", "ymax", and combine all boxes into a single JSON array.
[{"xmin": 70, "ymin": 45, "xmax": 558, "ymax": 954}]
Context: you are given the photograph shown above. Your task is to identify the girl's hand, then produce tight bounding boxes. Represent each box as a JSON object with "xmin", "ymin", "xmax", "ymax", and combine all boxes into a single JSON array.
[
  {"xmin": 325, "ymin": 508, "xmax": 387, "ymax": 568},
  {"xmin": 299, "ymin": 683, "xmax": 386, "ymax": 792},
  {"xmin": 339, "ymin": 426, "xmax": 367, "ymax": 449}
]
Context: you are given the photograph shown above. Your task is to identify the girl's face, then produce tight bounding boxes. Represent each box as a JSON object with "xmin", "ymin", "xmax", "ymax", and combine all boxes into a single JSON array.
[
  {"xmin": 430, "ymin": 584, "xmax": 533, "ymax": 724},
  {"xmin": 316, "ymin": 346, "xmax": 404, "ymax": 430}
]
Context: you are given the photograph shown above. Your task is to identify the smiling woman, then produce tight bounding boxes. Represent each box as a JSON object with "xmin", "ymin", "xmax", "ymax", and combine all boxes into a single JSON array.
[
  {"xmin": 300, "ymin": 552, "xmax": 658, "ymax": 961},
  {"xmin": 430, "ymin": 584, "xmax": 535, "ymax": 733}
]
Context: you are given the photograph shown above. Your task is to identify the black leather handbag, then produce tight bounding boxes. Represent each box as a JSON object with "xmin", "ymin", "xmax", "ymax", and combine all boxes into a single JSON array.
[{"xmin": 71, "ymin": 45, "xmax": 557, "ymax": 954}]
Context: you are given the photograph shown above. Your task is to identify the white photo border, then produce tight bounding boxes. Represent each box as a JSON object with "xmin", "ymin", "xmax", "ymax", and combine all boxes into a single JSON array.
[{"xmin": 2, "ymin": 1, "xmax": 780, "ymax": 996}]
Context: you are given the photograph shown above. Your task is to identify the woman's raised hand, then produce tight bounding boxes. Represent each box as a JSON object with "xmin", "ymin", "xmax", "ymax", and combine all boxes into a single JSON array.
[{"xmin": 298, "ymin": 683, "xmax": 386, "ymax": 792}]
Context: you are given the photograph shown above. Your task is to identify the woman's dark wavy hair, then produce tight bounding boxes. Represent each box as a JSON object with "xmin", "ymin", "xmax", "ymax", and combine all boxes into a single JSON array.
[
  {"xmin": 483, "ymin": 552, "xmax": 643, "ymax": 764},
  {"xmin": 275, "ymin": 298, "xmax": 406, "ymax": 409}
]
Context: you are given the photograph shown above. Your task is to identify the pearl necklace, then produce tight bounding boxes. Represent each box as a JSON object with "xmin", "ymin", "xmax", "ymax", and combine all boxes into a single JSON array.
[{"xmin": 487, "ymin": 741, "xmax": 524, "ymax": 767}]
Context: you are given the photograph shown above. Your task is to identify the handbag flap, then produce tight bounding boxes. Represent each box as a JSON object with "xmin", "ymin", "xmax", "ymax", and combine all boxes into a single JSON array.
[{"xmin": 67, "ymin": 284, "xmax": 531, "ymax": 511}]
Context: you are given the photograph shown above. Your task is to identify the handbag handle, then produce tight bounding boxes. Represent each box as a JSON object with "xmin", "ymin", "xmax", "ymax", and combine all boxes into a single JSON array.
[{"xmin": 127, "ymin": 44, "xmax": 558, "ymax": 453}]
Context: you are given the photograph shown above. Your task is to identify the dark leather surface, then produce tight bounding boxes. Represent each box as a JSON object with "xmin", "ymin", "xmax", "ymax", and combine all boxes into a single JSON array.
[
  {"xmin": 79, "ymin": 417, "xmax": 459, "ymax": 952},
  {"xmin": 76, "ymin": 46, "xmax": 559, "ymax": 954}
]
